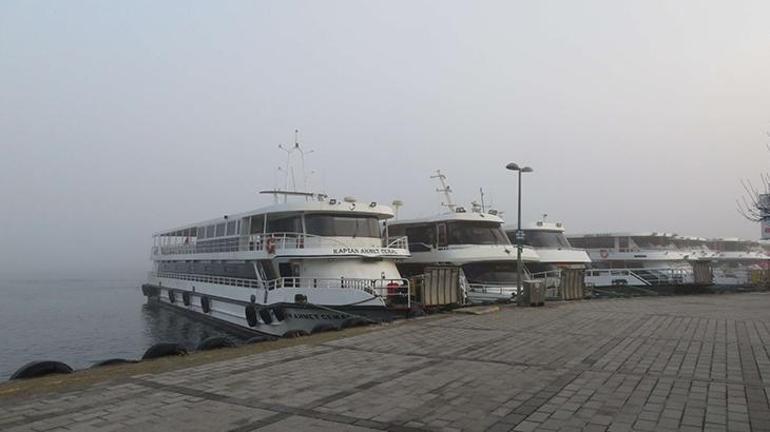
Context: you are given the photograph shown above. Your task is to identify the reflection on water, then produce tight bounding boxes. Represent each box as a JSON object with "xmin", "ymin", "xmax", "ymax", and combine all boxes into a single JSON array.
[{"xmin": 0, "ymin": 279, "xmax": 245, "ymax": 380}]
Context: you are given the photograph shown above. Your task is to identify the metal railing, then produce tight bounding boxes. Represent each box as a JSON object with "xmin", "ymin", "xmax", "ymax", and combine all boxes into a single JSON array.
[
  {"xmin": 585, "ymin": 267, "xmax": 693, "ymax": 286},
  {"xmin": 153, "ymin": 233, "xmax": 409, "ymax": 256},
  {"xmin": 150, "ymin": 272, "xmax": 410, "ymax": 305}
]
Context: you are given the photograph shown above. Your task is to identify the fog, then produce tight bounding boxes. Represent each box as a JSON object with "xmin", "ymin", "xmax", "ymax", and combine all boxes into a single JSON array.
[{"xmin": 1, "ymin": 1, "xmax": 769, "ymax": 279}]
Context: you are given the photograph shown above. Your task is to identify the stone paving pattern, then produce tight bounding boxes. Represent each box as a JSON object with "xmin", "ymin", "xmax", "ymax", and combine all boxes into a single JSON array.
[{"xmin": 2, "ymin": 293, "xmax": 770, "ymax": 431}]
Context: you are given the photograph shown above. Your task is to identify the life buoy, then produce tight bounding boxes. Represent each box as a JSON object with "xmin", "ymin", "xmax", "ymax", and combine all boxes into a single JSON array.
[
  {"xmin": 386, "ymin": 281, "xmax": 400, "ymax": 296},
  {"xmin": 600, "ymin": 249, "xmax": 609, "ymax": 259},
  {"xmin": 266, "ymin": 238, "xmax": 277, "ymax": 254},
  {"xmin": 201, "ymin": 296, "xmax": 211, "ymax": 313}
]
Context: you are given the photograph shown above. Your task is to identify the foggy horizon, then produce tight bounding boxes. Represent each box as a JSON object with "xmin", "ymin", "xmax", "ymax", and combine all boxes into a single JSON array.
[{"xmin": 2, "ymin": 1, "xmax": 770, "ymax": 279}]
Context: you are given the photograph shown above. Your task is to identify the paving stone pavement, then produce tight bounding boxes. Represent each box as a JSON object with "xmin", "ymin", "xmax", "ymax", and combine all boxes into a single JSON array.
[{"xmin": 2, "ymin": 293, "xmax": 770, "ymax": 431}]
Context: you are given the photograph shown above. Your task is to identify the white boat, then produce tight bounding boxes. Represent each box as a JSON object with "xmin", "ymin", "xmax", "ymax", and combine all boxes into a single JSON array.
[
  {"xmin": 708, "ymin": 238, "xmax": 768, "ymax": 286},
  {"xmin": 387, "ymin": 171, "xmax": 540, "ymax": 304},
  {"xmin": 141, "ymin": 141, "xmax": 412, "ymax": 337},
  {"xmin": 567, "ymin": 232, "xmax": 701, "ymax": 288},
  {"xmin": 506, "ymin": 219, "xmax": 591, "ymax": 298}
]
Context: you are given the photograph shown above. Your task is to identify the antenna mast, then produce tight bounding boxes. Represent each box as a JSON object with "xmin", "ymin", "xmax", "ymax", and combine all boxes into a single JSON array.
[{"xmin": 431, "ymin": 170, "xmax": 456, "ymax": 211}]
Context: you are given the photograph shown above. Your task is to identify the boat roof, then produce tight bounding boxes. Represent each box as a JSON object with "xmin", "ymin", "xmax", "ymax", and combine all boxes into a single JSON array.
[
  {"xmin": 155, "ymin": 191, "xmax": 395, "ymax": 236},
  {"xmin": 567, "ymin": 232, "xmax": 679, "ymax": 238},
  {"xmin": 511, "ymin": 221, "xmax": 566, "ymax": 232},
  {"xmin": 390, "ymin": 210, "xmax": 504, "ymax": 226}
]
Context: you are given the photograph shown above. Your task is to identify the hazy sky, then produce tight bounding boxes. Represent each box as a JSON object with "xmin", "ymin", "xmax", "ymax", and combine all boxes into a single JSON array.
[{"xmin": 1, "ymin": 1, "xmax": 769, "ymax": 278}]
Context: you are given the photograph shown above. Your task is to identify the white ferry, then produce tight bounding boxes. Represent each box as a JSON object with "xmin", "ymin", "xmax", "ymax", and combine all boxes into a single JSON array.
[
  {"xmin": 566, "ymin": 232, "xmax": 705, "ymax": 288},
  {"xmin": 708, "ymin": 238, "xmax": 768, "ymax": 286},
  {"xmin": 507, "ymin": 219, "xmax": 591, "ymax": 298},
  {"xmin": 141, "ymin": 140, "xmax": 412, "ymax": 337},
  {"xmin": 387, "ymin": 171, "xmax": 539, "ymax": 303}
]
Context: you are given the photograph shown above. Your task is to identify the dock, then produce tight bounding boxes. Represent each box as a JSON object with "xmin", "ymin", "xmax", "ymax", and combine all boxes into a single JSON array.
[{"xmin": 2, "ymin": 293, "xmax": 770, "ymax": 432}]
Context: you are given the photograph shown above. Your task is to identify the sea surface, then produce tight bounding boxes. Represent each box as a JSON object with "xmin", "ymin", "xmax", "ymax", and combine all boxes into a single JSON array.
[{"xmin": 0, "ymin": 279, "xmax": 246, "ymax": 380}]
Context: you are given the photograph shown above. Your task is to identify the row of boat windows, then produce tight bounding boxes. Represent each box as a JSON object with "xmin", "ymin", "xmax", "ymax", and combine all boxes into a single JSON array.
[
  {"xmin": 519, "ymin": 231, "xmax": 572, "ymax": 249},
  {"xmin": 162, "ymin": 214, "xmax": 382, "ymax": 240},
  {"xmin": 157, "ymin": 261, "xmax": 257, "ymax": 279},
  {"xmin": 387, "ymin": 221, "xmax": 509, "ymax": 250}
]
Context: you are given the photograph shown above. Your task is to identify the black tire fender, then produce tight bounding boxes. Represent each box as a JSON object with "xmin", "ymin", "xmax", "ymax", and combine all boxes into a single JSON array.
[
  {"xmin": 182, "ymin": 291, "xmax": 191, "ymax": 306},
  {"xmin": 245, "ymin": 304, "xmax": 259, "ymax": 327},
  {"xmin": 141, "ymin": 343, "xmax": 188, "ymax": 360},
  {"xmin": 201, "ymin": 296, "xmax": 211, "ymax": 313},
  {"xmin": 10, "ymin": 361, "xmax": 74, "ymax": 380},
  {"xmin": 90, "ymin": 358, "xmax": 139, "ymax": 368},
  {"xmin": 272, "ymin": 307, "xmax": 286, "ymax": 321},
  {"xmin": 196, "ymin": 336, "xmax": 236, "ymax": 351},
  {"xmin": 168, "ymin": 290, "xmax": 176, "ymax": 303},
  {"xmin": 258, "ymin": 308, "xmax": 273, "ymax": 324}
]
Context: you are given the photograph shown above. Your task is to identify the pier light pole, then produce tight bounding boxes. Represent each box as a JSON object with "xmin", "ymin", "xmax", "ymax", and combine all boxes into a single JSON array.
[{"xmin": 506, "ymin": 162, "xmax": 533, "ymax": 306}]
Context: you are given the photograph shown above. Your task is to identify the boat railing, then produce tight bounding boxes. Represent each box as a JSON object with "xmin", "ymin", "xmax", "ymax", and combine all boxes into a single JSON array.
[
  {"xmin": 151, "ymin": 271, "xmax": 262, "ymax": 288},
  {"xmin": 151, "ymin": 272, "xmax": 410, "ymax": 306},
  {"xmin": 586, "ymin": 267, "xmax": 694, "ymax": 286},
  {"xmin": 154, "ymin": 233, "xmax": 410, "ymax": 255}
]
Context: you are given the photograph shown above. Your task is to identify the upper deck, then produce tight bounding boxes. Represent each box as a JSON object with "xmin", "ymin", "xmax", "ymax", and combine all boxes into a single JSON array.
[{"xmin": 152, "ymin": 191, "xmax": 410, "ymax": 260}]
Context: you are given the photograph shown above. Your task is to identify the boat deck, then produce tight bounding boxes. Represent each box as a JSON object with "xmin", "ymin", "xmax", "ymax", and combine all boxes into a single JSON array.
[{"xmin": 2, "ymin": 292, "xmax": 770, "ymax": 432}]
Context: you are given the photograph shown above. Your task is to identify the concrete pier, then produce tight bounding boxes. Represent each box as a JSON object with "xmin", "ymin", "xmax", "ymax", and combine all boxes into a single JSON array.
[{"xmin": 2, "ymin": 293, "xmax": 770, "ymax": 431}]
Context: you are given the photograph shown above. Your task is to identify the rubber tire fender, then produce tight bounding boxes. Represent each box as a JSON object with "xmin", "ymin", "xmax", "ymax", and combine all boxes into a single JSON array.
[
  {"xmin": 168, "ymin": 290, "xmax": 176, "ymax": 303},
  {"xmin": 272, "ymin": 306, "xmax": 286, "ymax": 322},
  {"xmin": 182, "ymin": 291, "xmax": 191, "ymax": 306},
  {"xmin": 90, "ymin": 358, "xmax": 139, "ymax": 368},
  {"xmin": 142, "ymin": 343, "xmax": 188, "ymax": 360},
  {"xmin": 201, "ymin": 296, "xmax": 211, "ymax": 313},
  {"xmin": 258, "ymin": 308, "xmax": 273, "ymax": 324},
  {"xmin": 10, "ymin": 360, "xmax": 74, "ymax": 380},
  {"xmin": 245, "ymin": 304, "xmax": 259, "ymax": 327},
  {"xmin": 196, "ymin": 336, "xmax": 237, "ymax": 351}
]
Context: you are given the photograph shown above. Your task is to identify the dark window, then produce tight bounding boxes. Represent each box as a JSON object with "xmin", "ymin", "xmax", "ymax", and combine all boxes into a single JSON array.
[
  {"xmin": 197, "ymin": 227, "xmax": 205, "ymax": 238},
  {"xmin": 266, "ymin": 215, "xmax": 302, "ymax": 234},
  {"xmin": 205, "ymin": 225, "xmax": 215, "ymax": 239},
  {"xmin": 404, "ymin": 224, "xmax": 435, "ymax": 251},
  {"xmin": 226, "ymin": 221, "xmax": 236, "ymax": 236},
  {"xmin": 304, "ymin": 214, "xmax": 380, "ymax": 238},
  {"xmin": 519, "ymin": 230, "xmax": 571, "ymax": 248},
  {"xmin": 577, "ymin": 236, "xmax": 615, "ymax": 249},
  {"xmin": 250, "ymin": 215, "xmax": 265, "ymax": 234},
  {"xmin": 215, "ymin": 223, "xmax": 226, "ymax": 237},
  {"xmin": 462, "ymin": 261, "xmax": 522, "ymax": 283},
  {"xmin": 568, "ymin": 237, "xmax": 586, "ymax": 248},
  {"xmin": 447, "ymin": 221, "xmax": 509, "ymax": 245}
]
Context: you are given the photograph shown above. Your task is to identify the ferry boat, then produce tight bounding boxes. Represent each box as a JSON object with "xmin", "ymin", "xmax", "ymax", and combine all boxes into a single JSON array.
[
  {"xmin": 566, "ymin": 232, "xmax": 704, "ymax": 288},
  {"xmin": 506, "ymin": 219, "xmax": 591, "ymax": 298},
  {"xmin": 141, "ymin": 141, "xmax": 412, "ymax": 337},
  {"xmin": 708, "ymin": 238, "xmax": 769, "ymax": 286},
  {"xmin": 387, "ymin": 171, "xmax": 540, "ymax": 303}
]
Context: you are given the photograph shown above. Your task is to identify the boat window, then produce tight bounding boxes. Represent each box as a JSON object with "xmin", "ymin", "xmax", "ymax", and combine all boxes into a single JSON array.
[
  {"xmin": 197, "ymin": 227, "xmax": 205, "ymax": 239},
  {"xmin": 405, "ymin": 224, "xmax": 435, "ymax": 251},
  {"xmin": 519, "ymin": 230, "xmax": 571, "ymax": 248},
  {"xmin": 266, "ymin": 215, "xmax": 302, "ymax": 234},
  {"xmin": 618, "ymin": 237, "xmax": 629, "ymax": 251},
  {"xmin": 205, "ymin": 225, "xmax": 215, "ymax": 239},
  {"xmin": 462, "ymin": 261, "xmax": 520, "ymax": 283},
  {"xmin": 226, "ymin": 221, "xmax": 237, "ymax": 236},
  {"xmin": 215, "ymin": 223, "xmax": 226, "ymax": 237},
  {"xmin": 388, "ymin": 224, "xmax": 406, "ymax": 237},
  {"xmin": 447, "ymin": 221, "xmax": 509, "ymax": 245},
  {"xmin": 304, "ymin": 214, "xmax": 380, "ymax": 238},
  {"xmin": 568, "ymin": 237, "xmax": 586, "ymax": 248},
  {"xmin": 577, "ymin": 236, "xmax": 614, "ymax": 249},
  {"xmin": 250, "ymin": 215, "xmax": 265, "ymax": 234},
  {"xmin": 631, "ymin": 236, "xmax": 672, "ymax": 249}
]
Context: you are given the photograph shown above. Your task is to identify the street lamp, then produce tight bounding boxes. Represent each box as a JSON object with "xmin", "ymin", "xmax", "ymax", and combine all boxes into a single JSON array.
[{"xmin": 506, "ymin": 162, "xmax": 533, "ymax": 305}]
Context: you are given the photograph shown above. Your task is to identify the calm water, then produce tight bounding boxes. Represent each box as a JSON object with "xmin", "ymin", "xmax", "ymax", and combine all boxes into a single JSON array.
[{"xmin": 0, "ymin": 279, "xmax": 246, "ymax": 380}]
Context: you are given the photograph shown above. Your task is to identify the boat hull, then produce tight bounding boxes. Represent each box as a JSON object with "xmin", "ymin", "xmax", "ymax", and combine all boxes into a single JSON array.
[{"xmin": 141, "ymin": 284, "xmax": 404, "ymax": 337}]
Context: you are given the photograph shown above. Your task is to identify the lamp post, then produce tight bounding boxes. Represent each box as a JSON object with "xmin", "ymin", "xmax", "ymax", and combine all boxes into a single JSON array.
[{"xmin": 506, "ymin": 162, "xmax": 533, "ymax": 305}]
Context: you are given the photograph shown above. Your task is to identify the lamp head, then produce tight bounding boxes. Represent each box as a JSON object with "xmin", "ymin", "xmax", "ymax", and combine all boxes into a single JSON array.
[{"xmin": 505, "ymin": 162, "xmax": 520, "ymax": 171}]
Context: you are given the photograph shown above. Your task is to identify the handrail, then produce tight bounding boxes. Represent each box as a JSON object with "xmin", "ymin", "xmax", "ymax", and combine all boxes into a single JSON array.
[{"xmin": 150, "ymin": 272, "xmax": 410, "ymax": 306}]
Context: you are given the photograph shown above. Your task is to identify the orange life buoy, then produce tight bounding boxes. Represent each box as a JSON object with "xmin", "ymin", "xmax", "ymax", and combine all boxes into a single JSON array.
[
  {"xmin": 600, "ymin": 249, "xmax": 609, "ymax": 259},
  {"xmin": 266, "ymin": 238, "xmax": 276, "ymax": 254}
]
